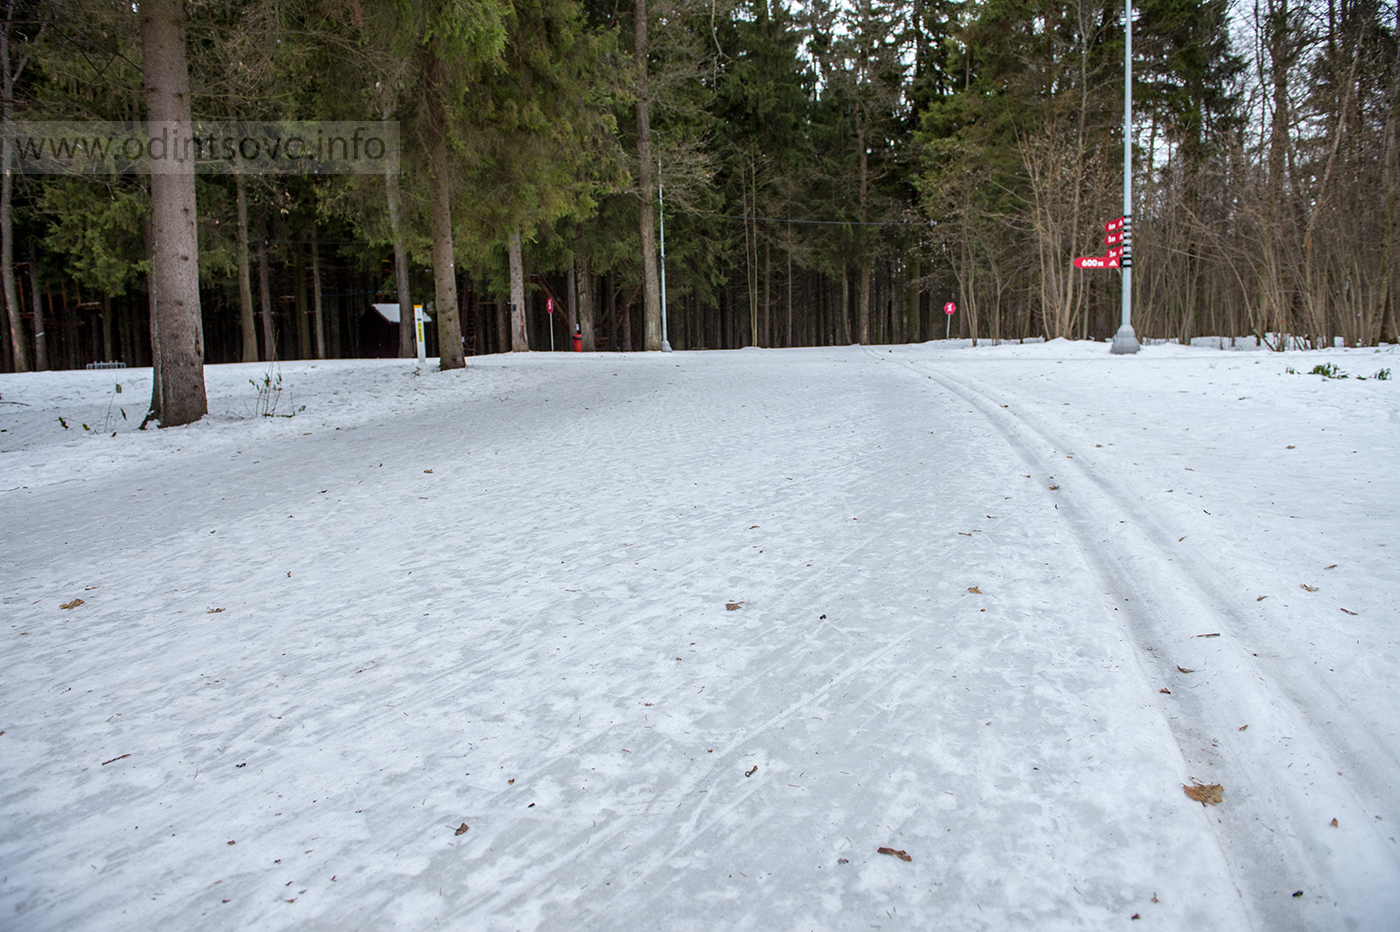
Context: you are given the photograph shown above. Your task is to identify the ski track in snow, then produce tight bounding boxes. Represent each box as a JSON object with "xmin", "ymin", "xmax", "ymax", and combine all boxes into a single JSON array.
[{"xmin": 1, "ymin": 342, "xmax": 1396, "ymax": 931}]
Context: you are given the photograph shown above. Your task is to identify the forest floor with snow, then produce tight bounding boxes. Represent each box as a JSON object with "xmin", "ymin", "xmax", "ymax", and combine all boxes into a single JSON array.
[{"xmin": 2, "ymin": 338, "xmax": 1398, "ymax": 931}]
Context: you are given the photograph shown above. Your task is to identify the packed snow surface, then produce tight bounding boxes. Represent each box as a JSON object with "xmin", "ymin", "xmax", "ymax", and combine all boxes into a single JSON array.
[{"xmin": 2, "ymin": 339, "xmax": 1398, "ymax": 931}]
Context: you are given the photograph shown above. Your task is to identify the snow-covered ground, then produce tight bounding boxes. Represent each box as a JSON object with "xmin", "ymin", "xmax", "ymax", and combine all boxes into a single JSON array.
[{"xmin": 2, "ymin": 339, "xmax": 1397, "ymax": 931}]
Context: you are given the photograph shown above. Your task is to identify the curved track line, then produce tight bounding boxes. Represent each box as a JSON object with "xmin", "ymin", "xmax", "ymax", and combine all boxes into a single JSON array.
[{"xmin": 881, "ymin": 349, "xmax": 1400, "ymax": 930}]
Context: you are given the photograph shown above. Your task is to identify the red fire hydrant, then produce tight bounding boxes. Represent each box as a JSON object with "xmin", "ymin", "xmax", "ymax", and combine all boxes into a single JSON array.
[{"xmin": 572, "ymin": 323, "xmax": 583, "ymax": 352}]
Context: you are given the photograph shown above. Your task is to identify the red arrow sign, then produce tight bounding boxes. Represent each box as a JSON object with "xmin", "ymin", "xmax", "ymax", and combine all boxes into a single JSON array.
[
  {"xmin": 1106, "ymin": 246, "xmax": 1124, "ymax": 259},
  {"xmin": 1074, "ymin": 255, "xmax": 1120, "ymax": 269},
  {"xmin": 1104, "ymin": 231, "xmax": 1124, "ymax": 245},
  {"xmin": 1104, "ymin": 217, "xmax": 1125, "ymax": 233},
  {"xmin": 944, "ymin": 301, "xmax": 957, "ymax": 315},
  {"xmin": 546, "ymin": 297, "xmax": 555, "ymax": 314}
]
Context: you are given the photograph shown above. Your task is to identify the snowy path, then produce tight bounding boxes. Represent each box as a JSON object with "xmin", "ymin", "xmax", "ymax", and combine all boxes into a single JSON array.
[{"xmin": 2, "ymin": 343, "xmax": 1397, "ymax": 930}]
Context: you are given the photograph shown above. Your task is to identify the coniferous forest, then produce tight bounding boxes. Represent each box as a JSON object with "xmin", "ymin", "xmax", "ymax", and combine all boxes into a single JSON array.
[{"xmin": 1, "ymin": 0, "xmax": 1397, "ymax": 421}]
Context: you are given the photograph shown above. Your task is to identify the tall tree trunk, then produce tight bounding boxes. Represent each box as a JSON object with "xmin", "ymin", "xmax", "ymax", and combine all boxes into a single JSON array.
[
  {"xmin": 577, "ymin": 245, "xmax": 596, "ymax": 352},
  {"xmin": 140, "ymin": 0, "xmax": 206, "ymax": 425},
  {"xmin": 311, "ymin": 235, "xmax": 325, "ymax": 358},
  {"xmin": 635, "ymin": 0, "xmax": 662, "ymax": 350},
  {"xmin": 257, "ymin": 225, "xmax": 274, "ymax": 360},
  {"xmin": 385, "ymin": 163, "xmax": 415, "ymax": 358},
  {"xmin": 508, "ymin": 229, "xmax": 527, "ymax": 350},
  {"xmin": 28, "ymin": 239, "xmax": 45, "ymax": 370},
  {"xmin": 424, "ymin": 41, "xmax": 465, "ymax": 370},
  {"xmin": 1, "ymin": 0, "xmax": 28, "ymax": 372},
  {"xmin": 566, "ymin": 261, "xmax": 578, "ymax": 343},
  {"xmin": 233, "ymin": 170, "xmax": 258, "ymax": 361}
]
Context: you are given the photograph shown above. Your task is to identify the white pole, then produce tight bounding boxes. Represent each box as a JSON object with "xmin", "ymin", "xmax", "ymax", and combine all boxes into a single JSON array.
[
  {"xmin": 658, "ymin": 156, "xmax": 672, "ymax": 352},
  {"xmin": 1112, "ymin": 0, "xmax": 1141, "ymax": 355},
  {"xmin": 414, "ymin": 304, "xmax": 426, "ymax": 364}
]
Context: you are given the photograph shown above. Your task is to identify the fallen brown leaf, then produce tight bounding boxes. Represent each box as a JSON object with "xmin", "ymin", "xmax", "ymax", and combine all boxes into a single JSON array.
[
  {"xmin": 1177, "ymin": 666, "xmax": 1195, "ymax": 674},
  {"xmin": 454, "ymin": 823, "xmax": 469, "ymax": 836},
  {"xmin": 1256, "ymin": 595, "xmax": 1268, "ymax": 601},
  {"xmin": 877, "ymin": 847, "xmax": 912, "ymax": 862},
  {"xmin": 60, "ymin": 599, "xmax": 84, "ymax": 610},
  {"xmin": 1159, "ymin": 688, "xmax": 1171, "ymax": 694},
  {"xmin": 1340, "ymin": 608, "xmax": 1358, "ymax": 616},
  {"xmin": 424, "ymin": 469, "xmax": 433, "ymax": 474},
  {"xmin": 1329, "ymin": 818, "xmax": 1338, "ymax": 827},
  {"xmin": 207, "ymin": 608, "xmax": 224, "ymax": 614},
  {"xmin": 967, "ymin": 586, "xmax": 982, "ymax": 594},
  {"xmin": 725, "ymin": 601, "xmax": 742, "ymax": 611},
  {"xmin": 1195, "ymin": 633, "xmax": 1220, "ymax": 638},
  {"xmin": 1324, "ymin": 564, "xmax": 1337, "ymax": 570},
  {"xmin": 1301, "ymin": 583, "xmax": 1318, "ymax": 592},
  {"xmin": 1183, "ymin": 782, "xmax": 1223, "ymax": 806},
  {"xmin": 1238, "ymin": 724, "xmax": 1248, "ymax": 731},
  {"xmin": 1049, "ymin": 485, "xmax": 1060, "ymax": 491},
  {"xmin": 958, "ymin": 532, "xmax": 972, "ymax": 537}
]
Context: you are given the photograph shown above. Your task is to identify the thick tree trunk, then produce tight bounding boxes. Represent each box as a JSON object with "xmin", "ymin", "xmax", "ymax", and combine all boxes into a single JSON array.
[
  {"xmin": 577, "ymin": 250, "xmax": 596, "ymax": 352},
  {"xmin": 635, "ymin": 0, "xmax": 662, "ymax": 350},
  {"xmin": 385, "ymin": 166, "xmax": 415, "ymax": 358},
  {"xmin": 234, "ymin": 168, "xmax": 257, "ymax": 361},
  {"xmin": 424, "ymin": 43, "xmax": 465, "ymax": 370},
  {"xmin": 508, "ymin": 229, "xmax": 527, "ymax": 350},
  {"xmin": 140, "ymin": 0, "xmax": 206, "ymax": 424},
  {"xmin": 1, "ymin": 2, "xmax": 28, "ymax": 372}
]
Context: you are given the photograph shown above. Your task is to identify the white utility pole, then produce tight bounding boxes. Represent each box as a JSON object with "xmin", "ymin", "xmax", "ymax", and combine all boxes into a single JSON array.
[
  {"xmin": 1111, "ymin": 0, "xmax": 1142, "ymax": 355},
  {"xmin": 658, "ymin": 155, "xmax": 672, "ymax": 352}
]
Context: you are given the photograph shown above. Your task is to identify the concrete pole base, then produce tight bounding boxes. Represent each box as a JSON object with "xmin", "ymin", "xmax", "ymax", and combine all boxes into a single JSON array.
[
  {"xmin": 1110, "ymin": 323, "xmax": 1141, "ymax": 354},
  {"xmin": 662, "ymin": 341, "xmax": 673, "ymax": 352}
]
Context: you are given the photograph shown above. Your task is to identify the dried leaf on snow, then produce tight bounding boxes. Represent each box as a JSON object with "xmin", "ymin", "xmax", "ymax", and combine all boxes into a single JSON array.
[
  {"xmin": 454, "ymin": 823, "xmax": 469, "ymax": 836},
  {"xmin": 967, "ymin": 586, "xmax": 982, "ymax": 594},
  {"xmin": 1183, "ymin": 782, "xmax": 1223, "ymax": 806},
  {"xmin": 60, "ymin": 599, "xmax": 84, "ymax": 610},
  {"xmin": 877, "ymin": 847, "xmax": 912, "ymax": 862},
  {"xmin": 725, "ymin": 601, "xmax": 743, "ymax": 611},
  {"xmin": 1300, "ymin": 584, "xmax": 1318, "ymax": 592},
  {"xmin": 1176, "ymin": 665, "xmax": 1195, "ymax": 674}
]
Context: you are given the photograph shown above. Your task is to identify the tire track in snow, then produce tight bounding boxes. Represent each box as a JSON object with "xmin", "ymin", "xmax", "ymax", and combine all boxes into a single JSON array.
[{"xmin": 886, "ymin": 349, "xmax": 1400, "ymax": 930}]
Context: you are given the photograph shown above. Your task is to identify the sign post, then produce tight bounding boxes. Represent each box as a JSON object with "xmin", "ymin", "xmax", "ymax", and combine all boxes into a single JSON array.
[
  {"xmin": 546, "ymin": 296, "xmax": 556, "ymax": 352},
  {"xmin": 413, "ymin": 304, "xmax": 426, "ymax": 364},
  {"xmin": 1111, "ymin": 0, "xmax": 1141, "ymax": 354},
  {"xmin": 944, "ymin": 301, "xmax": 956, "ymax": 340}
]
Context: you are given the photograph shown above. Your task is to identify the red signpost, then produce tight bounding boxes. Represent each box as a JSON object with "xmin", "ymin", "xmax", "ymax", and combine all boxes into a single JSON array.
[
  {"xmin": 944, "ymin": 301, "xmax": 956, "ymax": 340},
  {"xmin": 1074, "ymin": 217, "xmax": 1128, "ymax": 271}
]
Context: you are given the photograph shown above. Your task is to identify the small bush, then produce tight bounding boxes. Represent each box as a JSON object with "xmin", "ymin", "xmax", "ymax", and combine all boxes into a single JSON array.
[{"xmin": 1309, "ymin": 363, "xmax": 1347, "ymax": 379}]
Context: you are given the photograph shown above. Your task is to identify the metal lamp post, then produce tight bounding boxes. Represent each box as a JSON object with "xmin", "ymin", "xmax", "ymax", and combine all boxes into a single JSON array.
[
  {"xmin": 658, "ymin": 154, "xmax": 672, "ymax": 352},
  {"xmin": 1111, "ymin": 0, "xmax": 1142, "ymax": 355}
]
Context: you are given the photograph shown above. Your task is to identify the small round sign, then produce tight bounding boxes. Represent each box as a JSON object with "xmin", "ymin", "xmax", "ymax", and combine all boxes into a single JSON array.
[{"xmin": 944, "ymin": 301, "xmax": 956, "ymax": 315}]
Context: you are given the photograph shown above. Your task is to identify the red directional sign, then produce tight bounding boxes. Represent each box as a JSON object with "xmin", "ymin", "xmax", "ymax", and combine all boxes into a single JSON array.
[
  {"xmin": 1106, "ymin": 246, "xmax": 1124, "ymax": 259},
  {"xmin": 1073, "ymin": 255, "xmax": 1120, "ymax": 269},
  {"xmin": 944, "ymin": 301, "xmax": 957, "ymax": 315},
  {"xmin": 1104, "ymin": 217, "xmax": 1125, "ymax": 233},
  {"xmin": 1104, "ymin": 230, "xmax": 1124, "ymax": 245},
  {"xmin": 546, "ymin": 297, "xmax": 555, "ymax": 314}
]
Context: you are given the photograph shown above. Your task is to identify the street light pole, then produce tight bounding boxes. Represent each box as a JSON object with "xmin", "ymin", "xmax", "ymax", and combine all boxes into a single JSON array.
[
  {"xmin": 658, "ymin": 154, "xmax": 672, "ymax": 352},
  {"xmin": 1111, "ymin": 0, "xmax": 1142, "ymax": 355}
]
